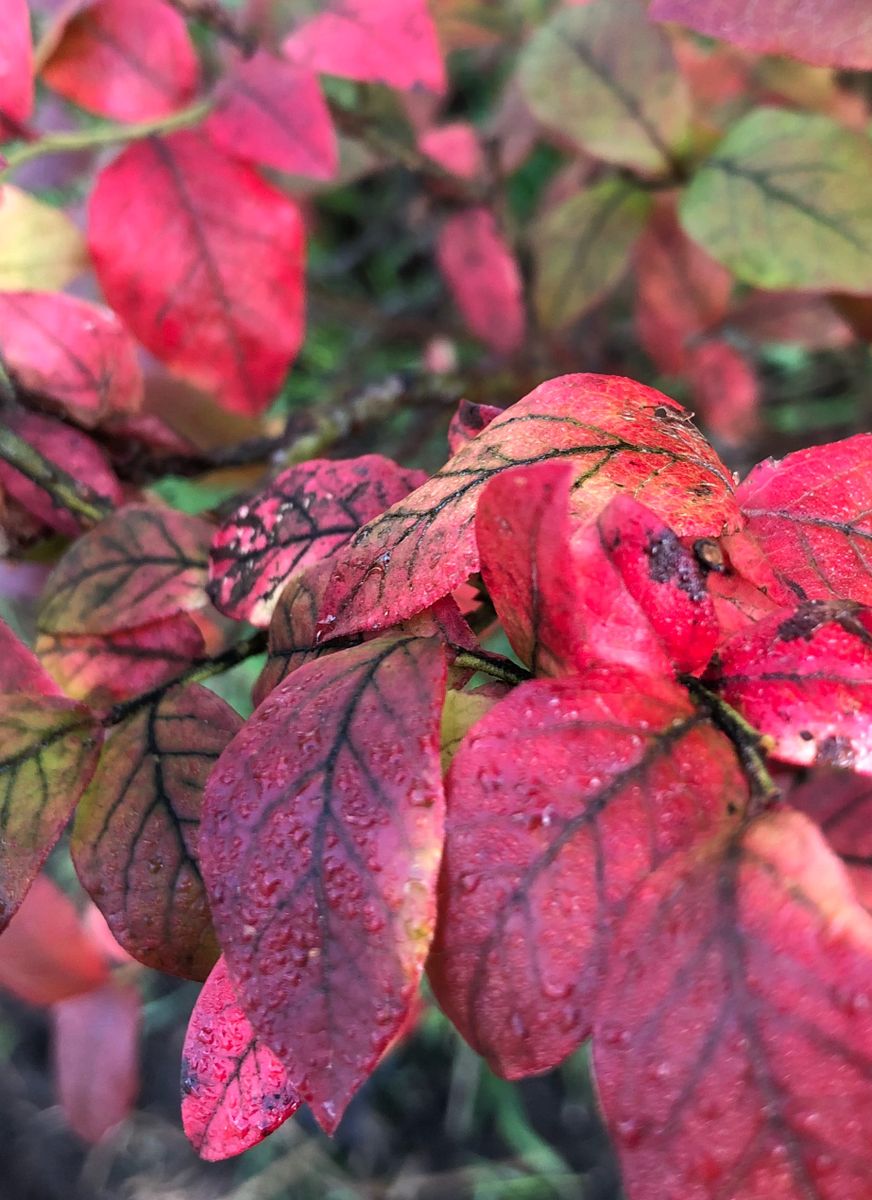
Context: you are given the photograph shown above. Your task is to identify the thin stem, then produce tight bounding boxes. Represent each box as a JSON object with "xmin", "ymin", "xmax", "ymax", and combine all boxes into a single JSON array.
[
  {"xmin": 453, "ymin": 649, "xmax": 531, "ymax": 688},
  {"xmin": 0, "ymin": 421, "xmax": 114, "ymax": 525}
]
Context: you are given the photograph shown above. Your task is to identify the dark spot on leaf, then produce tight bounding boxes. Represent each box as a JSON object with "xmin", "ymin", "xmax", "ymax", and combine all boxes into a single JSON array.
[
  {"xmin": 693, "ymin": 538, "xmax": 726, "ymax": 574},
  {"xmin": 799, "ymin": 730, "xmax": 814, "ymax": 742},
  {"xmin": 646, "ymin": 532, "xmax": 706, "ymax": 602},
  {"xmin": 776, "ymin": 600, "xmax": 857, "ymax": 642},
  {"xmin": 817, "ymin": 736, "xmax": 857, "ymax": 769}
]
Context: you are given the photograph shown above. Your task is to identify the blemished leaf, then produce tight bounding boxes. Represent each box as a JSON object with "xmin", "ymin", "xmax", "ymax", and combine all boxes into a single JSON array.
[
  {"xmin": 681, "ymin": 108, "xmax": 872, "ymax": 293},
  {"xmin": 0, "ymin": 875, "xmax": 108, "ymax": 1006},
  {"xmin": 447, "ymin": 399, "xmax": 502, "ymax": 455},
  {"xmin": 41, "ymin": 0, "xmax": 198, "ymax": 121},
  {"xmin": 593, "ymin": 808, "xmax": 872, "ymax": 1200},
  {"xmin": 0, "ymin": 292, "xmax": 143, "ymax": 427},
  {"xmin": 318, "ymin": 374, "xmax": 741, "ymax": 641},
  {"xmin": 686, "ymin": 339, "xmax": 760, "ymax": 448},
  {"xmin": 709, "ymin": 600, "xmax": 872, "ymax": 774},
  {"xmin": 182, "ymin": 955, "xmax": 300, "ymax": 1161},
  {"xmin": 0, "ymin": 0, "xmax": 33, "ymax": 130},
  {"xmin": 0, "ymin": 186, "xmax": 87, "ymax": 290},
  {"xmin": 0, "ymin": 616, "xmax": 62, "ymax": 696},
  {"xmin": 736, "ymin": 435, "xmax": 872, "ymax": 606},
  {"xmin": 38, "ymin": 504, "xmax": 212, "ymax": 637},
  {"xmin": 205, "ymin": 52, "xmax": 338, "ymax": 180},
  {"xmin": 282, "ymin": 0, "xmax": 446, "ymax": 95},
  {"xmin": 72, "ymin": 684, "xmax": 241, "ymax": 980},
  {"xmin": 429, "ymin": 668, "xmax": 744, "ymax": 1077},
  {"xmin": 785, "ymin": 768, "xmax": 872, "ymax": 911},
  {"xmin": 0, "ymin": 409, "xmax": 123, "ymax": 536},
  {"xmin": 436, "ymin": 207, "xmax": 526, "ymax": 355},
  {"xmin": 531, "ymin": 177, "xmax": 651, "ymax": 331},
  {"xmin": 0, "ymin": 696, "xmax": 102, "ymax": 931},
  {"xmin": 200, "ymin": 636, "xmax": 447, "ymax": 1131},
  {"xmin": 208, "ymin": 456, "xmax": 426, "ymax": 626},
  {"xmin": 518, "ymin": 0, "xmax": 689, "ymax": 173},
  {"xmin": 699, "ymin": 529, "xmax": 786, "ymax": 640},
  {"xmin": 650, "ymin": 0, "xmax": 872, "ymax": 71},
  {"xmin": 88, "ymin": 132, "xmax": 306, "ymax": 416},
  {"xmin": 36, "ymin": 614, "xmax": 207, "ymax": 705},
  {"xmin": 53, "ymin": 978, "xmax": 141, "ymax": 1143}
]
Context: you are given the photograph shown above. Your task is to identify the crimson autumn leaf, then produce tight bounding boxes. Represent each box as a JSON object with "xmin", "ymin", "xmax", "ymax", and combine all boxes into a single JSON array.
[
  {"xmin": 0, "ymin": 291, "xmax": 143, "ymax": 427},
  {"xmin": 0, "ymin": 615, "xmax": 61, "ymax": 695},
  {"xmin": 182, "ymin": 955, "xmax": 300, "ymax": 1161},
  {"xmin": 436, "ymin": 208, "xmax": 526, "ymax": 356},
  {"xmin": 200, "ymin": 635, "xmax": 447, "ymax": 1131},
  {"xmin": 88, "ymin": 133, "xmax": 306, "ymax": 416},
  {"xmin": 38, "ymin": 504, "xmax": 212, "ymax": 637},
  {"xmin": 737, "ymin": 435, "xmax": 872, "ymax": 606},
  {"xmin": 0, "ymin": 0, "xmax": 33, "ymax": 133},
  {"xmin": 429, "ymin": 668, "xmax": 745, "ymax": 1078},
  {"xmin": 696, "ymin": 529, "xmax": 786, "ymax": 640},
  {"xmin": 593, "ymin": 808, "xmax": 872, "ymax": 1200},
  {"xmin": 72, "ymin": 683, "xmax": 241, "ymax": 980},
  {"xmin": 208, "ymin": 456, "xmax": 426, "ymax": 626},
  {"xmin": 785, "ymin": 768, "xmax": 872, "ymax": 911},
  {"xmin": 282, "ymin": 0, "xmax": 447, "ymax": 94},
  {"xmin": 205, "ymin": 52, "xmax": 337, "ymax": 180},
  {"xmin": 709, "ymin": 600, "xmax": 872, "ymax": 774},
  {"xmin": 319, "ymin": 375, "xmax": 740, "ymax": 642},
  {"xmin": 446, "ymin": 399, "xmax": 502, "ymax": 455},
  {"xmin": 41, "ymin": 0, "xmax": 199, "ymax": 121},
  {"xmin": 0, "ymin": 695, "xmax": 103, "ymax": 931}
]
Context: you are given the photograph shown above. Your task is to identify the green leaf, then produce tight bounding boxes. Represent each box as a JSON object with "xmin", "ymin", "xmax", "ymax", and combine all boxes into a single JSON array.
[
  {"xmin": 517, "ymin": 0, "xmax": 689, "ymax": 173},
  {"xmin": 681, "ymin": 108, "xmax": 872, "ymax": 292},
  {"xmin": 531, "ymin": 178, "xmax": 651, "ymax": 330}
]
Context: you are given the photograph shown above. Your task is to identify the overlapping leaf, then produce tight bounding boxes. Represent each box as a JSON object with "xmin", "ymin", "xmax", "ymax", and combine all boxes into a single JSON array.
[
  {"xmin": 0, "ymin": 0, "xmax": 33, "ymax": 132},
  {"xmin": 737, "ymin": 435, "xmax": 872, "ymax": 606},
  {"xmin": 88, "ymin": 133, "xmax": 306, "ymax": 416},
  {"xmin": 41, "ymin": 0, "xmax": 198, "ymax": 121},
  {"xmin": 785, "ymin": 768, "xmax": 872, "ymax": 911},
  {"xmin": 38, "ymin": 504, "xmax": 212, "ymax": 637},
  {"xmin": 594, "ymin": 808, "xmax": 872, "ymax": 1200},
  {"xmin": 318, "ymin": 374, "xmax": 741, "ymax": 641},
  {"xmin": 709, "ymin": 600, "xmax": 872, "ymax": 774},
  {"xmin": 692, "ymin": 529, "xmax": 786, "ymax": 639},
  {"xmin": 72, "ymin": 684, "xmax": 241, "ymax": 979},
  {"xmin": 429, "ymin": 669, "xmax": 745, "ymax": 1078},
  {"xmin": 209, "ymin": 456, "xmax": 426, "ymax": 626},
  {"xmin": 0, "ymin": 186, "xmax": 87, "ymax": 290},
  {"xmin": 447, "ymin": 399, "xmax": 502, "ymax": 455},
  {"xmin": 182, "ymin": 955, "xmax": 300, "ymax": 1161},
  {"xmin": 0, "ymin": 616, "xmax": 61, "ymax": 695},
  {"xmin": 200, "ymin": 635, "xmax": 447, "ymax": 1130}
]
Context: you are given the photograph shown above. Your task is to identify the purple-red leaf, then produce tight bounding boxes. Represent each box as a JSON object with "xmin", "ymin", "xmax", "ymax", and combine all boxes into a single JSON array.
[
  {"xmin": 429, "ymin": 668, "xmax": 744, "ymax": 1077},
  {"xmin": 437, "ymin": 207, "xmax": 526, "ymax": 355},
  {"xmin": 447, "ymin": 398, "xmax": 502, "ymax": 454},
  {"xmin": 0, "ymin": 0, "xmax": 33, "ymax": 133},
  {"xmin": 88, "ymin": 133, "xmax": 306, "ymax": 416},
  {"xmin": 201, "ymin": 635, "xmax": 447, "ymax": 1131},
  {"xmin": 0, "ymin": 616, "xmax": 62, "ymax": 696},
  {"xmin": 182, "ymin": 955, "xmax": 300, "ymax": 1161}
]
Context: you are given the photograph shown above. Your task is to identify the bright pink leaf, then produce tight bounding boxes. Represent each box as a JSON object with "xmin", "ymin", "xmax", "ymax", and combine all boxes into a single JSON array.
[
  {"xmin": 201, "ymin": 635, "xmax": 447, "ymax": 1131},
  {"xmin": 710, "ymin": 600, "xmax": 872, "ymax": 773},
  {"xmin": 437, "ymin": 207, "xmax": 526, "ymax": 355},
  {"xmin": 319, "ymin": 375, "xmax": 741, "ymax": 642},
  {"xmin": 208, "ymin": 456, "xmax": 426, "ymax": 626},
  {"xmin": 419, "ymin": 122, "xmax": 483, "ymax": 180},
  {"xmin": 182, "ymin": 955, "xmax": 300, "ymax": 1161},
  {"xmin": 429, "ymin": 668, "xmax": 744, "ymax": 1077},
  {"xmin": 282, "ymin": 0, "xmax": 446, "ymax": 94},
  {"xmin": 41, "ymin": 0, "xmax": 198, "ymax": 121},
  {"xmin": 785, "ymin": 768, "xmax": 872, "ymax": 911},
  {"xmin": 0, "ymin": 0, "xmax": 33, "ymax": 133},
  {"xmin": 0, "ymin": 615, "xmax": 61, "ymax": 696},
  {"xmin": 88, "ymin": 133, "xmax": 306, "ymax": 416},
  {"xmin": 686, "ymin": 339, "xmax": 760, "ymax": 447},
  {"xmin": 737, "ymin": 435, "xmax": 872, "ymax": 606},
  {"xmin": 0, "ymin": 291, "xmax": 143, "ymax": 426},
  {"xmin": 447, "ymin": 398, "xmax": 502, "ymax": 454},
  {"xmin": 53, "ymin": 979, "xmax": 141, "ymax": 1143},
  {"xmin": 649, "ymin": 0, "xmax": 872, "ymax": 71},
  {"xmin": 205, "ymin": 52, "xmax": 337, "ymax": 180}
]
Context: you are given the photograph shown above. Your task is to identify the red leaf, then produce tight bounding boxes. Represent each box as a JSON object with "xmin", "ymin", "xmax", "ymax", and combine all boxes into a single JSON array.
[
  {"xmin": 72, "ymin": 684, "xmax": 241, "ymax": 979},
  {"xmin": 38, "ymin": 503, "xmax": 212, "ymax": 636},
  {"xmin": 695, "ymin": 529, "xmax": 787, "ymax": 639},
  {"xmin": 201, "ymin": 635, "xmax": 447, "ymax": 1131},
  {"xmin": 0, "ymin": 875, "xmax": 108, "ymax": 1006},
  {"xmin": 0, "ymin": 291, "xmax": 143, "ymax": 427},
  {"xmin": 737, "ymin": 436, "xmax": 872, "ymax": 606},
  {"xmin": 282, "ymin": 0, "xmax": 446, "ymax": 94},
  {"xmin": 709, "ymin": 600, "xmax": 872, "ymax": 774},
  {"xmin": 419, "ymin": 122, "xmax": 483, "ymax": 180},
  {"xmin": 436, "ymin": 207, "xmax": 526, "ymax": 355},
  {"xmin": 0, "ymin": 408, "xmax": 123, "ymax": 535},
  {"xmin": 208, "ymin": 456, "xmax": 426, "ymax": 626},
  {"xmin": 0, "ymin": 615, "xmax": 61, "ymax": 696},
  {"xmin": 41, "ymin": 0, "xmax": 198, "ymax": 121},
  {"xmin": 686, "ymin": 339, "xmax": 760, "ymax": 448},
  {"xmin": 0, "ymin": 0, "xmax": 33, "ymax": 132},
  {"xmin": 205, "ymin": 52, "xmax": 337, "ymax": 180},
  {"xmin": 53, "ymin": 979, "xmax": 141, "ymax": 1143},
  {"xmin": 593, "ymin": 808, "xmax": 872, "ymax": 1199},
  {"xmin": 649, "ymin": 0, "xmax": 872, "ymax": 71},
  {"xmin": 447, "ymin": 398, "xmax": 502, "ymax": 455},
  {"xmin": 786, "ymin": 768, "xmax": 872, "ymax": 911},
  {"xmin": 182, "ymin": 955, "xmax": 300, "ymax": 1161},
  {"xmin": 88, "ymin": 133, "xmax": 306, "ymax": 416},
  {"xmin": 429, "ymin": 668, "xmax": 744, "ymax": 1077},
  {"xmin": 319, "ymin": 375, "xmax": 741, "ymax": 641}
]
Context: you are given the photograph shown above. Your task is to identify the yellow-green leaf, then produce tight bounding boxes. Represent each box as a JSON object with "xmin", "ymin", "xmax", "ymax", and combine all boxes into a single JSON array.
[{"xmin": 0, "ymin": 187, "xmax": 88, "ymax": 289}]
